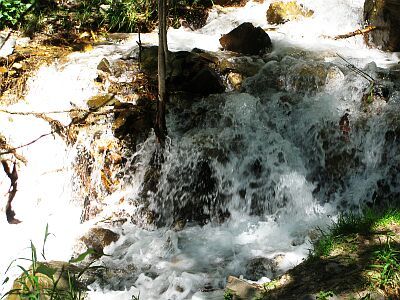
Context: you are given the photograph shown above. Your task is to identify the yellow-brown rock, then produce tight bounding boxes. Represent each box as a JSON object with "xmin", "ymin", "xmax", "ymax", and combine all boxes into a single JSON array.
[{"xmin": 267, "ymin": 1, "xmax": 314, "ymax": 24}]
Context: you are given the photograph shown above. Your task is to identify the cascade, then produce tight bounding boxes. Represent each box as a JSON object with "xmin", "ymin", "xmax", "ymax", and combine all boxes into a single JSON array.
[{"xmin": 1, "ymin": 0, "xmax": 399, "ymax": 299}]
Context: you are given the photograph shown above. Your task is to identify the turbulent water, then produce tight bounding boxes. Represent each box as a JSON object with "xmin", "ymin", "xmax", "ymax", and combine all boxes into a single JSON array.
[{"xmin": 1, "ymin": 0, "xmax": 400, "ymax": 299}]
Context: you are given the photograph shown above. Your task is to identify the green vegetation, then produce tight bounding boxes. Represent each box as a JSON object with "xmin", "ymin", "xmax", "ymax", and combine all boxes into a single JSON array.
[
  {"xmin": 223, "ymin": 288, "xmax": 234, "ymax": 300},
  {"xmin": 369, "ymin": 240, "xmax": 400, "ymax": 296},
  {"xmin": 1, "ymin": 0, "xmax": 213, "ymax": 34},
  {"xmin": 316, "ymin": 290, "xmax": 334, "ymax": 300},
  {"xmin": 309, "ymin": 208, "xmax": 400, "ymax": 298},
  {"xmin": 311, "ymin": 208, "xmax": 400, "ymax": 258},
  {"xmin": 1, "ymin": 225, "xmax": 101, "ymax": 300},
  {"xmin": 0, "ymin": 0, "xmax": 33, "ymax": 27}
]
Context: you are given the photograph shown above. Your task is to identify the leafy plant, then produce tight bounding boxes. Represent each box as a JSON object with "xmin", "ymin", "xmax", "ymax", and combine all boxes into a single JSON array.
[
  {"xmin": 0, "ymin": 0, "xmax": 33, "ymax": 28},
  {"xmin": 316, "ymin": 290, "xmax": 335, "ymax": 300},
  {"xmin": 224, "ymin": 288, "xmax": 234, "ymax": 300},
  {"xmin": 1, "ymin": 225, "xmax": 102, "ymax": 300}
]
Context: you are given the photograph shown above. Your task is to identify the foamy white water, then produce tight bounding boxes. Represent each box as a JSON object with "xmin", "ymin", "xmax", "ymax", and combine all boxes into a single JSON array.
[{"xmin": 1, "ymin": 0, "xmax": 399, "ymax": 299}]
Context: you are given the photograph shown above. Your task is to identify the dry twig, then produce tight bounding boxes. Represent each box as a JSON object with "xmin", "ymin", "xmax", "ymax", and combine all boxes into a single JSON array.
[{"xmin": 333, "ymin": 26, "xmax": 377, "ymax": 40}]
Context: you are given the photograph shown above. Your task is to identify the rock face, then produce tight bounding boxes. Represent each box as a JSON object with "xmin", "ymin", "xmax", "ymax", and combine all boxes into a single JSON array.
[
  {"xmin": 266, "ymin": 1, "xmax": 314, "ymax": 24},
  {"xmin": 364, "ymin": 0, "xmax": 400, "ymax": 51},
  {"xmin": 219, "ymin": 22, "xmax": 272, "ymax": 55},
  {"xmin": 140, "ymin": 47, "xmax": 224, "ymax": 96}
]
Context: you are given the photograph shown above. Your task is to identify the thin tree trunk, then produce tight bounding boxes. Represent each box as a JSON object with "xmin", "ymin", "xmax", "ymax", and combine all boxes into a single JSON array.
[{"xmin": 155, "ymin": 0, "xmax": 168, "ymax": 146}]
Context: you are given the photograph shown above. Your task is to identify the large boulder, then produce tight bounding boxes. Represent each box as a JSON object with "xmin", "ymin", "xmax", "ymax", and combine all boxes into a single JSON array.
[
  {"xmin": 364, "ymin": 0, "xmax": 400, "ymax": 51},
  {"xmin": 219, "ymin": 22, "xmax": 272, "ymax": 55},
  {"xmin": 267, "ymin": 1, "xmax": 314, "ymax": 24}
]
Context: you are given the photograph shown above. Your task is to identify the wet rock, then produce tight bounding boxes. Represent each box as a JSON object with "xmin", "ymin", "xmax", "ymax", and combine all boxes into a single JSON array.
[
  {"xmin": 97, "ymin": 57, "xmax": 112, "ymax": 73},
  {"xmin": 227, "ymin": 72, "xmax": 244, "ymax": 90},
  {"xmin": 218, "ymin": 57, "xmax": 265, "ymax": 77},
  {"xmin": 86, "ymin": 94, "xmax": 116, "ymax": 110},
  {"xmin": 267, "ymin": 1, "xmax": 314, "ymax": 25},
  {"xmin": 140, "ymin": 46, "xmax": 159, "ymax": 75},
  {"xmin": 169, "ymin": 50, "xmax": 224, "ymax": 96},
  {"xmin": 285, "ymin": 62, "xmax": 329, "ymax": 94},
  {"xmin": 225, "ymin": 276, "xmax": 263, "ymax": 299},
  {"xmin": 244, "ymin": 257, "xmax": 277, "ymax": 281},
  {"xmin": 80, "ymin": 227, "xmax": 120, "ymax": 257},
  {"xmin": 219, "ymin": 22, "xmax": 272, "ymax": 55},
  {"xmin": 184, "ymin": 67, "xmax": 224, "ymax": 95},
  {"xmin": 112, "ymin": 100, "xmax": 155, "ymax": 141},
  {"xmin": 364, "ymin": 0, "xmax": 400, "ymax": 51},
  {"xmin": 140, "ymin": 47, "xmax": 224, "ymax": 96}
]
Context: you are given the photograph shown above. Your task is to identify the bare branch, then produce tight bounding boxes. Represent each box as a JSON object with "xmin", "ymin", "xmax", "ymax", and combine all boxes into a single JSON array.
[
  {"xmin": 0, "ymin": 131, "xmax": 57, "ymax": 156},
  {"xmin": 333, "ymin": 26, "xmax": 377, "ymax": 40}
]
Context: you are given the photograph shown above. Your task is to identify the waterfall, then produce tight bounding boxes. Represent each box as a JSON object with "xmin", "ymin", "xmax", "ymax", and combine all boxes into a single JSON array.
[{"xmin": 1, "ymin": 1, "xmax": 399, "ymax": 299}]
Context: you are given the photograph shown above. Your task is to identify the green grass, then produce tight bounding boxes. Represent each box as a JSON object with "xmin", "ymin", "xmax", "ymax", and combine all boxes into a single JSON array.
[
  {"xmin": 311, "ymin": 208, "xmax": 400, "ymax": 258},
  {"xmin": 1, "ymin": 225, "xmax": 101, "ymax": 300},
  {"xmin": 369, "ymin": 241, "xmax": 400, "ymax": 295}
]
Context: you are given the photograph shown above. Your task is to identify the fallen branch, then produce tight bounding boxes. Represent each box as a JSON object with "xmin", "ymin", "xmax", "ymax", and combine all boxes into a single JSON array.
[
  {"xmin": 333, "ymin": 26, "xmax": 377, "ymax": 40},
  {"xmin": 1, "ymin": 160, "xmax": 21, "ymax": 224}
]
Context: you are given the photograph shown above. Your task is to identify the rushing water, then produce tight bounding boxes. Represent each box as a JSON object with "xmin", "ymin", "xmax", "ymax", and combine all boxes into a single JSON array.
[{"xmin": 1, "ymin": 0, "xmax": 400, "ymax": 299}]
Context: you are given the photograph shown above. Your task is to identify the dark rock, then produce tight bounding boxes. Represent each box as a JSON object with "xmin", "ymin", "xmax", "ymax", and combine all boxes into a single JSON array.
[
  {"xmin": 140, "ymin": 46, "xmax": 159, "ymax": 75},
  {"xmin": 112, "ymin": 100, "xmax": 155, "ymax": 141},
  {"xmin": 140, "ymin": 46, "xmax": 224, "ymax": 96},
  {"xmin": 364, "ymin": 0, "xmax": 400, "ymax": 51},
  {"xmin": 184, "ymin": 67, "xmax": 225, "ymax": 95},
  {"xmin": 219, "ymin": 22, "xmax": 272, "ymax": 55},
  {"xmin": 244, "ymin": 257, "xmax": 277, "ymax": 281}
]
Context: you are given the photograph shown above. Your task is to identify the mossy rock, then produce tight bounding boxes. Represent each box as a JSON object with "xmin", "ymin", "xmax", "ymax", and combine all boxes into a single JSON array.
[{"xmin": 267, "ymin": 1, "xmax": 314, "ymax": 25}]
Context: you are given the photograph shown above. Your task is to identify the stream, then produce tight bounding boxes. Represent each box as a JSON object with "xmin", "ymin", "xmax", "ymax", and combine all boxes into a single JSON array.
[{"xmin": 1, "ymin": 0, "xmax": 400, "ymax": 299}]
